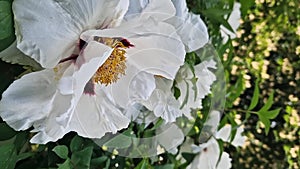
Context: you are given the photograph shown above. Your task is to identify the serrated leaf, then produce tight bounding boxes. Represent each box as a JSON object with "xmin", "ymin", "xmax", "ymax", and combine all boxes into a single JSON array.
[
  {"xmin": 248, "ymin": 79, "xmax": 260, "ymax": 110},
  {"xmin": 258, "ymin": 91, "xmax": 274, "ymax": 113},
  {"xmin": 0, "ymin": 1, "xmax": 13, "ymax": 40},
  {"xmin": 71, "ymin": 146, "xmax": 93, "ymax": 169},
  {"xmin": 104, "ymin": 133, "xmax": 132, "ymax": 149},
  {"xmin": 0, "ymin": 41, "xmax": 42, "ymax": 70},
  {"xmin": 260, "ymin": 108, "xmax": 281, "ymax": 120},
  {"xmin": 0, "ymin": 144, "xmax": 17, "ymax": 169},
  {"xmin": 53, "ymin": 145, "xmax": 69, "ymax": 159}
]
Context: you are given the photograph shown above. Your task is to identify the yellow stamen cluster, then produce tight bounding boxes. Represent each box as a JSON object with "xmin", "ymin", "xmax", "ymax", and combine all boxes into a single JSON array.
[{"xmin": 93, "ymin": 37, "xmax": 129, "ymax": 86}]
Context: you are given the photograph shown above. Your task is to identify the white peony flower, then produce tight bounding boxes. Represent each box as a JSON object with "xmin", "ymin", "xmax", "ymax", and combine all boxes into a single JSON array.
[
  {"xmin": 120, "ymin": 0, "xmax": 211, "ymax": 123},
  {"xmin": 187, "ymin": 138, "xmax": 232, "ymax": 169},
  {"xmin": 0, "ymin": 0, "xmax": 193, "ymax": 144}
]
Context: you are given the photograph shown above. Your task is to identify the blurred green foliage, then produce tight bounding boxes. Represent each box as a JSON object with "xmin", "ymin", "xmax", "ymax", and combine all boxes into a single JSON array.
[{"xmin": 0, "ymin": 0, "xmax": 299, "ymax": 168}]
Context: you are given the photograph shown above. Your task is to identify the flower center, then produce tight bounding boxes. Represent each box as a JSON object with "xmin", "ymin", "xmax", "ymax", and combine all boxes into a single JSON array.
[{"xmin": 93, "ymin": 37, "xmax": 134, "ymax": 86}]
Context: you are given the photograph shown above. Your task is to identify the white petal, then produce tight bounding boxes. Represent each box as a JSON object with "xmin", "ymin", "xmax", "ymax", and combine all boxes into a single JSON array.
[
  {"xmin": 68, "ymin": 91, "xmax": 130, "ymax": 138},
  {"xmin": 32, "ymin": 41, "xmax": 113, "ymax": 143},
  {"xmin": 81, "ymin": 17, "xmax": 185, "ymax": 80},
  {"xmin": 125, "ymin": 0, "xmax": 175, "ymax": 21},
  {"xmin": 217, "ymin": 152, "xmax": 232, "ymax": 169},
  {"xmin": 166, "ymin": 0, "xmax": 209, "ymax": 52},
  {"xmin": 194, "ymin": 59, "xmax": 217, "ymax": 99},
  {"xmin": 188, "ymin": 138, "xmax": 220, "ymax": 169},
  {"xmin": 125, "ymin": 0, "xmax": 149, "ymax": 17},
  {"xmin": 157, "ymin": 124, "xmax": 184, "ymax": 154},
  {"xmin": 127, "ymin": 34, "xmax": 185, "ymax": 79},
  {"xmin": 143, "ymin": 77, "xmax": 182, "ymax": 122},
  {"xmin": 216, "ymin": 125, "xmax": 246, "ymax": 147},
  {"xmin": 0, "ymin": 70, "xmax": 56, "ymax": 131},
  {"xmin": 30, "ymin": 92, "xmax": 73, "ymax": 144},
  {"xmin": 13, "ymin": 0, "xmax": 128, "ymax": 68},
  {"xmin": 0, "ymin": 41, "xmax": 41, "ymax": 69},
  {"xmin": 221, "ymin": 2, "xmax": 241, "ymax": 42},
  {"xmin": 106, "ymin": 61, "xmax": 156, "ymax": 108},
  {"xmin": 232, "ymin": 126, "xmax": 246, "ymax": 147},
  {"xmin": 56, "ymin": 41, "xmax": 113, "ymax": 127}
]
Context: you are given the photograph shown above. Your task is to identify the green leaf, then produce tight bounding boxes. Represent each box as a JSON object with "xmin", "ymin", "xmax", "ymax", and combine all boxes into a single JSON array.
[
  {"xmin": 240, "ymin": 0, "xmax": 255, "ymax": 17},
  {"xmin": 0, "ymin": 35, "xmax": 14, "ymax": 52},
  {"xmin": 258, "ymin": 91, "xmax": 274, "ymax": 113},
  {"xmin": 260, "ymin": 108, "xmax": 281, "ymax": 120},
  {"xmin": 70, "ymin": 135, "xmax": 84, "ymax": 153},
  {"xmin": 0, "ymin": 123, "xmax": 17, "ymax": 141},
  {"xmin": 248, "ymin": 79, "xmax": 260, "ymax": 110},
  {"xmin": 0, "ymin": 1, "xmax": 13, "ymax": 40},
  {"xmin": 0, "ymin": 144, "xmax": 17, "ymax": 169},
  {"xmin": 104, "ymin": 133, "xmax": 132, "ymax": 149},
  {"xmin": 57, "ymin": 158, "xmax": 71, "ymax": 169},
  {"xmin": 13, "ymin": 132, "xmax": 28, "ymax": 151},
  {"xmin": 202, "ymin": 8, "xmax": 234, "ymax": 32},
  {"xmin": 90, "ymin": 156, "xmax": 108, "ymax": 166},
  {"xmin": 53, "ymin": 145, "xmax": 69, "ymax": 159},
  {"xmin": 258, "ymin": 114, "xmax": 271, "ymax": 135},
  {"xmin": 16, "ymin": 152, "xmax": 34, "ymax": 162},
  {"xmin": 154, "ymin": 164, "xmax": 175, "ymax": 169},
  {"xmin": 181, "ymin": 152, "xmax": 195, "ymax": 164},
  {"xmin": 71, "ymin": 146, "xmax": 93, "ymax": 169},
  {"xmin": 134, "ymin": 159, "xmax": 151, "ymax": 169}
]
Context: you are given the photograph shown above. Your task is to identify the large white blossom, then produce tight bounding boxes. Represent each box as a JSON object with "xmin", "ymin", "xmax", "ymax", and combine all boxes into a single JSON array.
[{"xmin": 0, "ymin": 0, "xmax": 211, "ymax": 144}]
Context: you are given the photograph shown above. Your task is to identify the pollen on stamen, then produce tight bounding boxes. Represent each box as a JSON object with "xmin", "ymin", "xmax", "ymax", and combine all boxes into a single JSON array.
[{"xmin": 92, "ymin": 37, "xmax": 132, "ymax": 86}]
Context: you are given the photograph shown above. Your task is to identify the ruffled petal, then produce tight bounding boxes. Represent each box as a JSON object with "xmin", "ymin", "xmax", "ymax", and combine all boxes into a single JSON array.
[
  {"xmin": 165, "ymin": 0, "xmax": 209, "ymax": 52},
  {"xmin": 82, "ymin": 19, "xmax": 185, "ymax": 79},
  {"xmin": 143, "ymin": 77, "xmax": 182, "ymax": 122},
  {"xmin": 30, "ymin": 41, "xmax": 113, "ymax": 143},
  {"xmin": 13, "ymin": 0, "xmax": 129, "ymax": 68},
  {"xmin": 105, "ymin": 61, "xmax": 155, "ymax": 108},
  {"xmin": 217, "ymin": 152, "xmax": 232, "ymax": 169},
  {"xmin": 0, "ymin": 69, "xmax": 57, "ymax": 131},
  {"xmin": 68, "ymin": 90, "xmax": 130, "ymax": 138},
  {"xmin": 194, "ymin": 59, "xmax": 217, "ymax": 99}
]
